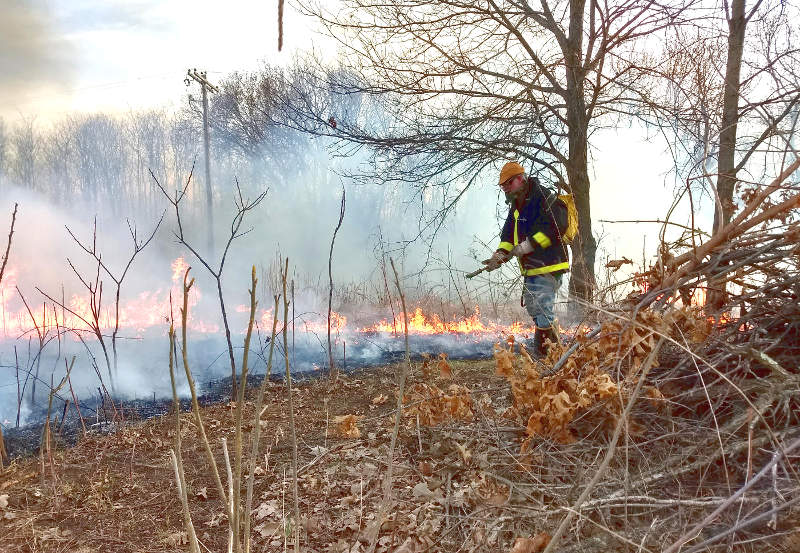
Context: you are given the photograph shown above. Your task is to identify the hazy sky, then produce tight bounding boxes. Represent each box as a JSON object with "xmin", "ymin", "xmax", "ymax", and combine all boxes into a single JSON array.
[
  {"xmin": 0, "ymin": 0, "xmax": 315, "ymax": 121},
  {"xmin": 0, "ymin": 0, "xmax": 689, "ymax": 269}
]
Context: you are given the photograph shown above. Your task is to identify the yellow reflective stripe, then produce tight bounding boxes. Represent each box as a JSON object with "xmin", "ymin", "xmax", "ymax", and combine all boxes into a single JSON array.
[
  {"xmin": 521, "ymin": 262, "xmax": 570, "ymax": 276},
  {"xmin": 512, "ymin": 210, "xmax": 519, "ymax": 246},
  {"xmin": 532, "ymin": 231, "xmax": 552, "ymax": 248},
  {"xmin": 498, "ymin": 242, "xmax": 513, "ymax": 252},
  {"xmin": 512, "ymin": 210, "xmax": 526, "ymax": 273}
]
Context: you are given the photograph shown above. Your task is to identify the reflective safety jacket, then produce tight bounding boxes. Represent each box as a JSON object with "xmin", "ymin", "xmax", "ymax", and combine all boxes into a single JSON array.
[{"xmin": 496, "ymin": 177, "xmax": 570, "ymax": 277}]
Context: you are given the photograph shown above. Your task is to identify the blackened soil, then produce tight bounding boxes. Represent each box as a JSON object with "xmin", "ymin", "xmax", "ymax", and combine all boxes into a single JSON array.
[{"xmin": 2, "ymin": 349, "xmax": 493, "ymax": 460}]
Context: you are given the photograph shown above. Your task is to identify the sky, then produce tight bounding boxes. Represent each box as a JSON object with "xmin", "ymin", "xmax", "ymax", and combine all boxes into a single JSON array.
[
  {"xmin": 0, "ymin": 0, "xmax": 317, "ymax": 121},
  {"xmin": 0, "ymin": 0, "xmax": 692, "ymax": 279}
]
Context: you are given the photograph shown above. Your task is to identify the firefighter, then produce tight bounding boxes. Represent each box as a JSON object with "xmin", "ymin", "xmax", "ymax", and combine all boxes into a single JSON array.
[{"xmin": 482, "ymin": 162, "xmax": 569, "ymax": 356}]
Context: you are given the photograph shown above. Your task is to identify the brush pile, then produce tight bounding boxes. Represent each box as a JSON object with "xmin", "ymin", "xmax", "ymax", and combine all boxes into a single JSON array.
[
  {"xmin": 499, "ymin": 157, "xmax": 800, "ymax": 552},
  {"xmin": 407, "ymin": 159, "xmax": 800, "ymax": 551}
]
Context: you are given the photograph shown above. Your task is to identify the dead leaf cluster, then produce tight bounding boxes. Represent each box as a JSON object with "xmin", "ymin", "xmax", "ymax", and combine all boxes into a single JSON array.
[
  {"xmin": 492, "ymin": 308, "xmax": 711, "ymax": 444},
  {"xmin": 494, "ymin": 341, "xmax": 618, "ymax": 444},
  {"xmin": 333, "ymin": 414, "xmax": 362, "ymax": 438},
  {"xmin": 403, "ymin": 383, "xmax": 474, "ymax": 426},
  {"xmin": 420, "ymin": 352, "xmax": 452, "ymax": 379}
]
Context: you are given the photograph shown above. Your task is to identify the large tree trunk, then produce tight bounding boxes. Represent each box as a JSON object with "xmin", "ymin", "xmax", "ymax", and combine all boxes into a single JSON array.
[
  {"xmin": 715, "ymin": 0, "xmax": 746, "ymax": 232},
  {"xmin": 567, "ymin": 149, "xmax": 597, "ymax": 302},
  {"xmin": 565, "ymin": 120, "xmax": 597, "ymax": 302},
  {"xmin": 709, "ymin": 0, "xmax": 746, "ymax": 310},
  {"xmin": 564, "ymin": 0, "xmax": 597, "ymax": 302}
]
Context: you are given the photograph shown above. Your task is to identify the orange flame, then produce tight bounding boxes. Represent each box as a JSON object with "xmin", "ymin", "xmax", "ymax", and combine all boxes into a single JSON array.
[
  {"xmin": 690, "ymin": 287, "xmax": 707, "ymax": 308},
  {"xmin": 1, "ymin": 258, "xmax": 541, "ymax": 341},
  {"xmin": 358, "ymin": 306, "xmax": 534, "ymax": 337},
  {"xmin": 171, "ymin": 256, "xmax": 190, "ymax": 283}
]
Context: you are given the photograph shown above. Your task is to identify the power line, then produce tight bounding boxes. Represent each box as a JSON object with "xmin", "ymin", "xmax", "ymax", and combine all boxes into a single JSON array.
[{"xmin": 0, "ymin": 71, "xmax": 181, "ymax": 111}]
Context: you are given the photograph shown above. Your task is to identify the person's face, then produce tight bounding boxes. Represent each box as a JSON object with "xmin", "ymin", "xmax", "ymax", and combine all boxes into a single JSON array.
[{"xmin": 500, "ymin": 174, "xmax": 525, "ymax": 197}]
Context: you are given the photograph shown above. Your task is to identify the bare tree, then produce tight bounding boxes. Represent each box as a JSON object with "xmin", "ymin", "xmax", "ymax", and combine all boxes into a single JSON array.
[
  {"xmin": 152, "ymin": 166, "xmax": 267, "ymax": 399},
  {"xmin": 127, "ymin": 110, "xmax": 171, "ymax": 219},
  {"xmin": 8, "ymin": 117, "xmax": 40, "ymax": 191},
  {"xmin": 0, "ymin": 117, "xmax": 8, "ymax": 189},
  {"xmin": 64, "ymin": 214, "xmax": 165, "ymax": 381},
  {"xmin": 648, "ymin": 0, "xmax": 800, "ymax": 307},
  {"xmin": 40, "ymin": 120, "xmax": 76, "ymax": 206},
  {"xmin": 71, "ymin": 114, "xmax": 130, "ymax": 216},
  {"xmin": 294, "ymin": 0, "xmax": 693, "ymax": 301}
]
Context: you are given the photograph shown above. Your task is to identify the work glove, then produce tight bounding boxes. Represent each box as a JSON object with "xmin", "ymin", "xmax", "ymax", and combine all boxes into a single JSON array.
[
  {"xmin": 510, "ymin": 238, "xmax": 535, "ymax": 257},
  {"xmin": 481, "ymin": 250, "xmax": 510, "ymax": 271}
]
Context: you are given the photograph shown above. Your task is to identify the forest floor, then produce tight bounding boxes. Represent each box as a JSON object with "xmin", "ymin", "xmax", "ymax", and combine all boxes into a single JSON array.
[{"xmin": 1, "ymin": 350, "xmax": 799, "ymax": 553}]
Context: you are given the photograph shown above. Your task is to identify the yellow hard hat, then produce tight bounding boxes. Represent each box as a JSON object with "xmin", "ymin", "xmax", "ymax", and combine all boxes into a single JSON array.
[{"xmin": 498, "ymin": 162, "xmax": 525, "ymax": 185}]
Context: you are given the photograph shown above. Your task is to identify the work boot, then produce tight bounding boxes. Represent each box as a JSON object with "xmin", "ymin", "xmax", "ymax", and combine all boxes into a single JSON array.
[
  {"xmin": 542, "ymin": 325, "xmax": 562, "ymax": 348},
  {"xmin": 532, "ymin": 327, "xmax": 547, "ymax": 358},
  {"xmin": 534, "ymin": 326, "xmax": 561, "ymax": 357}
]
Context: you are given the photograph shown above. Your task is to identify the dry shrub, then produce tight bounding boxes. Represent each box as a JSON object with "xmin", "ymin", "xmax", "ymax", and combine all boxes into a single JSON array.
[
  {"xmin": 496, "ymin": 308, "xmax": 707, "ymax": 444},
  {"xmin": 509, "ymin": 533, "xmax": 551, "ymax": 553},
  {"xmin": 495, "ymin": 341, "xmax": 617, "ymax": 444},
  {"xmin": 420, "ymin": 352, "xmax": 453, "ymax": 379},
  {"xmin": 404, "ymin": 383, "xmax": 473, "ymax": 426},
  {"xmin": 420, "ymin": 353, "xmax": 435, "ymax": 379},
  {"xmin": 438, "ymin": 353, "xmax": 452, "ymax": 379}
]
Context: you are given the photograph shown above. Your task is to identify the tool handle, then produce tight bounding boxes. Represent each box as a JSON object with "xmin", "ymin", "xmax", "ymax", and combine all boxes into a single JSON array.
[{"xmin": 465, "ymin": 267, "xmax": 487, "ymax": 279}]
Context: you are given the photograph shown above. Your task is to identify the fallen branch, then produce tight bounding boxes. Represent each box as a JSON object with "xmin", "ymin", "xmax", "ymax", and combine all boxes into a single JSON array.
[{"xmin": 663, "ymin": 436, "xmax": 800, "ymax": 553}]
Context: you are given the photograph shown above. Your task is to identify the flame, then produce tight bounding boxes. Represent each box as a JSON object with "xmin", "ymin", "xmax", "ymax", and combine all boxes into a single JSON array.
[
  {"xmin": 358, "ymin": 306, "xmax": 534, "ymax": 336},
  {"xmin": 1, "ymin": 257, "xmax": 540, "ymax": 342},
  {"xmin": 6, "ymin": 255, "xmax": 753, "ymax": 346},
  {"xmin": 171, "ymin": 256, "xmax": 190, "ymax": 283},
  {"xmin": 690, "ymin": 287, "xmax": 707, "ymax": 308},
  {"xmin": 0, "ymin": 256, "xmax": 219, "ymax": 340}
]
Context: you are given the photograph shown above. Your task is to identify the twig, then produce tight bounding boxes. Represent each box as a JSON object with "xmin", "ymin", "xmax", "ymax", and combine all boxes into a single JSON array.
[
  {"xmin": 244, "ymin": 289, "xmax": 280, "ymax": 553},
  {"xmin": 663, "ymin": 436, "xmax": 800, "ymax": 553},
  {"xmin": 328, "ymin": 186, "xmax": 346, "ymax": 380},
  {"xmin": 367, "ymin": 258, "xmax": 412, "ymax": 553},
  {"xmin": 168, "ymin": 303, "xmax": 201, "ymax": 553},
  {"xmin": 177, "ymin": 269, "xmax": 232, "ymax": 524},
  {"xmin": 233, "ymin": 266, "xmax": 258, "ymax": 551},
  {"xmin": 67, "ymin": 374, "xmax": 87, "ymax": 437},
  {"xmin": 681, "ymin": 494, "xmax": 800, "ymax": 553},
  {"xmin": 169, "ymin": 450, "xmax": 201, "ymax": 553},
  {"xmin": 542, "ymin": 325, "xmax": 602, "ymax": 377},
  {"xmin": 541, "ymin": 336, "xmax": 665, "ymax": 553},
  {"xmin": 281, "ymin": 258, "xmax": 301, "ymax": 552},
  {"xmin": 0, "ymin": 424, "xmax": 7, "ymax": 470},
  {"xmin": 222, "ymin": 438, "xmax": 234, "ymax": 553},
  {"xmin": 0, "ymin": 203, "xmax": 18, "ymax": 288}
]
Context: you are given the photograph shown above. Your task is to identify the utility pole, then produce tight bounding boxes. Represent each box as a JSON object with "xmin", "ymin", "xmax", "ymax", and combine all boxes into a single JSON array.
[{"xmin": 185, "ymin": 68, "xmax": 219, "ymax": 255}]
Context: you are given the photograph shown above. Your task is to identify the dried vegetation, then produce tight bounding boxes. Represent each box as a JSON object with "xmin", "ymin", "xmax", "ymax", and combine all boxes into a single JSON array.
[{"xmin": 1, "ymin": 165, "xmax": 800, "ymax": 552}]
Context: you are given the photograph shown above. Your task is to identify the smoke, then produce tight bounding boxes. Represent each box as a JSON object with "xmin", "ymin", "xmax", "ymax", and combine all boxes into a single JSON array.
[
  {"xmin": 0, "ymin": 0, "xmax": 77, "ymax": 116},
  {"xmin": 0, "ymin": 97, "xmax": 566, "ymax": 429},
  {"xmin": 0, "ymin": 156, "xmax": 509, "ymax": 427}
]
